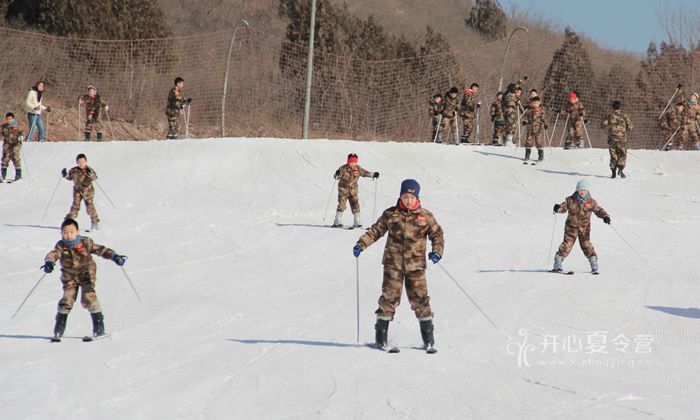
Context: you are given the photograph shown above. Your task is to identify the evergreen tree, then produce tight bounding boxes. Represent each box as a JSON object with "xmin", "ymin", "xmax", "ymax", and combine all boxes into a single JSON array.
[
  {"xmin": 542, "ymin": 28, "xmax": 595, "ymax": 112},
  {"xmin": 465, "ymin": 0, "xmax": 507, "ymax": 41}
]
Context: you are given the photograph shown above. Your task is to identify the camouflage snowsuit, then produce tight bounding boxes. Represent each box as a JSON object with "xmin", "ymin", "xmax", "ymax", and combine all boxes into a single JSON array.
[
  {"xmin": 65, "ymin": 166, "xmax": 100, "ymax": 224},
  {"xmin": 490, "ymin": 99, "xmax": 505, "ymax": 143},
  {"xmin": 81, "ymin": 94, "xmax": 107, "ymax": 135},
  {"xmin": 166, "ymin": 87, "xmax": 186, "ymax": 138},
  {"xmin": 679, "ymin": 105, "xmax": 700, "ymax": 150},
  {"xmin": 503, "ymin": 92, "xmax": 521, "ymax": 136},
  {"xmin": 45, "ymin": 237, "xmax": 115, "ymax": 314},
  {"xmin": 564, "ymin": 101, "xmax": 587, "ymax": 147},
  {"xmin": 438, "ymin": 94, "xmax": 460, "ymax": 143},
  {"xmin": 357, "ymin": 203, "xmax": 444, "ymax": 320},
  {"xmin": 459, "ymin": 90, "xmax": 478, "ymax": 141},
  {"xmin": 602, "ymin": 110, "xmax": 633, "ymax": 170},
  {"xmin": 429, "ymin": 97, "xmax": 442, "ymax": 141},
  {"xmin": 335, "ymin": 164, "xmax": 373, "ymax": 213},
  {"xmin": 522, "ymin": 107, "xmax": 547, "ymax": 149},
  {"xmin": 659, "ymin": 109, "xmax": 682, "ymax": 149},
  {"xmin": 555, "ymin": 193, "xmax": 609, "ymax": 259},
  {"xmin": 1, "ymin": 123, "xmax": 23, "ymax": 170}
]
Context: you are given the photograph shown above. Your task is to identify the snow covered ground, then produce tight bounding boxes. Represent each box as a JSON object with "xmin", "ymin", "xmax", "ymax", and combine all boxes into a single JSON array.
[{"xmin": 1, "ymin": 138, "xmax": 698, "ymax": 419}]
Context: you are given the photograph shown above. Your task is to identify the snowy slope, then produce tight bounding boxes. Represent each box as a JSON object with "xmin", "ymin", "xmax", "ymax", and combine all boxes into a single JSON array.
[{"xmin": 1, "ymin": 138, "xmax": 699, "ymax": 419}]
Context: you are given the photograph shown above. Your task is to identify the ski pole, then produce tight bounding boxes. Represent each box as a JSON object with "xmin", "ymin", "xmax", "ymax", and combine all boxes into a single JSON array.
[
  {"xmin": 120, "ymin": 263, "xmax": 142, "ymax": 302},
  {"xmin": 10, "ymin": 272, "xmax": 48, "ymax": 319},
  {"xmin": 475, "ymin": 106, "xmax": 481, "ymax": 144},
  {"xmin": 372, "ymin": 179, "xmax": 378, "ymax": 221},
  {"xmin": 95, "ymin": 180, "xmax": 117, "ymax": 209},
  {"xmin": 559, "ymin": 114, "xmax": 569, "ymax": 147},
  {"xmin": 433, "ymin": 115, "xmax": 442, "ymax": 143},
  {"xmin": 545, "ymin": 214, "xmax": 557, "ymax": 270},
  {"xmin": 105, "ymin": 108, "xmax": 115, "ymax": 141},
  {"xmin": 41, "ymin": 176, "xmax": 63, "ymax": 222},
  {"xmin": 355, "ymin": 257, "xmax": 360, "ymax": 343},
  {"xmin": 581, "ymin": 120, "xmax": 593, "ymax": 148},
  {"xmin": 609, "ymin": 225, "xmax": 645, "ymax": 261},
  {"xmin": 437, "ymin": 262, "xmax": 499, "ymax": 331},
  {"xmin": 321, "ymin": 179, "xmax": 337, "ymax": 223},
  {"xmin": 659, "ymin": 83, "xmax": 682, "ymax": 119},
  {"xmin": 185, "ymin": 105, "xmax": 191, "ymax": 140},
  {"xmin": 549, "ymin": 113, "xmax": 559, "ymax": 147},
  {"xmin": 77, "ymin": 100, "xmax": 81, "ymax": 140},
  {"xmin": 660, "ymin": 126, "xmax": 681, "ymax": 151}
]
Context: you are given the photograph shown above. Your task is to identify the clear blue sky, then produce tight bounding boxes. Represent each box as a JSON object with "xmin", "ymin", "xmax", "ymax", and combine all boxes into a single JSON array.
[{"xmin": 508, "ymin": 0, "xmax": 700, "ymax": 53}]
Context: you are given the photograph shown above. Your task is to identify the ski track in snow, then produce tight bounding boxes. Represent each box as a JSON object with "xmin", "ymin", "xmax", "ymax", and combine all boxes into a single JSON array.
[{"xmin": 1, "ymin": 139, "xmax": 699, "ymax": 419}]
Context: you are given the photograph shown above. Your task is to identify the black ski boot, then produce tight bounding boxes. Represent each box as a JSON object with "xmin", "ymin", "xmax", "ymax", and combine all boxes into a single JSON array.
[
  {"xmin": 419, "ymin": 319, "xmax": 437, "ymax": 354},
  {"xmin": 52, "ymin": 313, "xmax": 68, "ymax": 342},
  {"xmin": 96, "ymin": 131, "xmax": 103, "ymax": 141},
  {"xmin": 84, "ymin": 131, "xmax": 91, "ymax": 142},
  {"xmin": 460, "ymin": 134, "xmax": 470, "ymax": 144},
  {"xmin": 374, "ymin": 318, "xmax": 389, "ymax": 350},
  {"xmin": 538, "ymin": 149, "xmax": 544, "ymax": 161},
  {"xmin": 14, "ymin": 168, "xmax": 22, "ymax": 181},
  {"xmin": 618, "ymin": 167, "xmax": 626, "ymax": 178},
  {"xmin": 91, "ymin": 312, "xmax": 106, "ymax": 338},
  {"xmin": 524, "ymin": 148, "xmax": 531, "ymax": 163},
  {"xmin": 611, "ymin": 168, "xmax": 616, "ymax": 179}
]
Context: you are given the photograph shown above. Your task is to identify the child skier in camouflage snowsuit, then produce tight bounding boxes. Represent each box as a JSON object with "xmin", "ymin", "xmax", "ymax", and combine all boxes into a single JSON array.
[
  {"xmin": 429, "ymin": 93, "xmax": 443, "ymax": 142},
  {"xmin": 42, "ymin": 218, "xmax": 127, "ymax": 341},
  {"xmin": 333, "ymin": 153, "xmax": 378, "ymax": 228},
  {"xmin": 552, "ymin": 179, "xmax": 610, "ymax": 274},
  {"xmin": 459, "ymin": 83, "xmax": 480, "ymax": 144},
  {"xmin": 79, "ymin": 85, "xmax": 108, "ymax": 141},
  {"xmin": 563, "ymin": 92, "xmax": 588, "ymax": 149},
  {"xmin": 659, "ymin": 102, "xmax": 683, "ymax": 150},
  {"xmin": 1, "ymin": 112, "xmax": 24, "ymax": 182},
  {"xmin": 437, "ymin": 87, "xmax": 460, "ymax": 144},
  {"xmin": 165, "ymin": 77, "xmax": 191, "ymax": 139},
  {"xmin": 353, "ymin": 179, "xmax": 445, "ymax": 351},
  {"xmin": 490, "ymin": 92, "xmax": 505, "ymax": 145},
  {"xmin": 602, "ymin": 101, "xmax": 633, "ymax": 178},
  {"xmin": 63, "ymin": 154, "xmax": 100, "ymax": 231},
  {"xmin": 521, "ymin": 96, "xmax": 547, "ymax": 162}
]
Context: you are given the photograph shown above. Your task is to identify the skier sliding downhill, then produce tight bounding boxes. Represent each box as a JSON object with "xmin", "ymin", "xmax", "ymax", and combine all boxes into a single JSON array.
[
  {"xmin": 332, "ymin": 153, "xmax": 378, "ymax": 228},
  {"xmin": 353, "ymin": 179, "xmax": 444, "ymax": 353},
  {"xmin": 551, "ymin": 179, "xmax": 610, "ymax": 275},
  {"xmin": 42, "ymin": 218, "xmax": 127, "ymax": 342}
]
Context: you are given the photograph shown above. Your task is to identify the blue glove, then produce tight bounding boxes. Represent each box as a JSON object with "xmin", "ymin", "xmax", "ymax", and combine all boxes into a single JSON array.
[
  {"xmin": 428, "ymin": 252, "xmax": 441, "ymax": 264},
  {"xmin": 353, "ymin": 245, "xmax": 363, "ymax": 258},
  {"xmin": 112, "ymin": 254, "xmax": 127, "ymax": 266},
  {"xmin": 42, "ymin": 260, "xmax": 55, "ymax": 273}
]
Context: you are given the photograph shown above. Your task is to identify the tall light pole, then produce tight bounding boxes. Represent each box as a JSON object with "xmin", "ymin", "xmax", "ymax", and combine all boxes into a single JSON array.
[
  {"xmin": 498, "ymin": 26, "xmax": 528, "ymax": 92},
  {"xmin": 221, "ymin": 19, "xmax": 249, "ymax": 138},
  {"xmin": 302, "ymin": 0, "xmax": 317, "ymax": 139}
]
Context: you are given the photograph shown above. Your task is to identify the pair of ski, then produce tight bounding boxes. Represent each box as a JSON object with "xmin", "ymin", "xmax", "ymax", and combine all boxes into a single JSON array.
[
  {"xmin": 50, "ymin": 334, "xmax": 109, "ymax": 343},
  {"xmin": 329, "ymin": 225, "xmax": 368, "ymax": 231},
  {"xmin": 368, "ymin": 343, "xmax": 437, "ymax": 354},
  {"xmin": 549, "ymin": 269, "xmax": 599, "ymax": 275}
]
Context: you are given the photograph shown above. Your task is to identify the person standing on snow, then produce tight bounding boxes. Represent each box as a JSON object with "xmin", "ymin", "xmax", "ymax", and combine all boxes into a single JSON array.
[
  {"xmin": 353, "ymin": 179, "xmax": 445, "ymax": 353},
  {"xmin": 552, "ymin": 179, "xmax": 610, "ymax": 274},
  {"xmin": 332, "ymin": 153, "xmax": 378, "ymax": 228}
]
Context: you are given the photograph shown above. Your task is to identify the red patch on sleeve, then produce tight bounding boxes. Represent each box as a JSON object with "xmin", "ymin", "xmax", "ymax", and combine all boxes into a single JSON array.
[{"xmin": 417, "ymin": 216, "xmax": 426, "ymax": 221}]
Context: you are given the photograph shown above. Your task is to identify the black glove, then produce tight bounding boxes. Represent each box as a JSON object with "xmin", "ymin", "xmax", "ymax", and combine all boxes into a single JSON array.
[
  {"xmin": 523, "ymin": 75, "xmax": 529, "ymax": 81},
  {"xmin": 61, "ymin": 168, "xmax": 68, "ymax": 177},
  {"xmin": 112, "ymin": 254, "xmax": 127, "ymax": 266},
  {"xmin": 522, "ymin": 120, "xmax": 528, "ymax": 126},
  {"xmin": 42, "ymin": 260, "xmax": 55, "ymax": 273},
  {"xmin": 553, "ymin": 204, "xmax": 561, "ymax": 213},
  {"xmin": 185, "ymin": 98, "xmax": 192, "ymax": 104},
  {"xmin": 86, "ymin": 167, "xmax": 93, "ymax": 175},
  {"xmin": 373, "ymin": 172, "xmax": 379, "ymax": 179},
  {"xmin": 334, "ymin": 169, "xmax": 340, "ymax": 180},
  {"xmin": 544, "ymin": 125, "xmax": 549, "ymax": 130},
  {"xmin": 476, "ymin": 102, "xmax": 481, "ymax": 109},
  {"xmin": 46, "ymin": 106, "xmax": 52, "ymax": 113},
  {"xmin": 603, "ymin": 216, "xmax": 611, "ymax": 225},
  {"xmin": 490, "ymin": 116, "xmax": 495, "ymax": 122},
  {"xmin": 584, "ymin": 119, "xmax": 590, "ymax": 124},
  {"xmin": 677, "ymin": 83, "xmax": 683, "ymax": 89}
]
